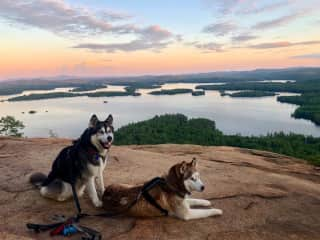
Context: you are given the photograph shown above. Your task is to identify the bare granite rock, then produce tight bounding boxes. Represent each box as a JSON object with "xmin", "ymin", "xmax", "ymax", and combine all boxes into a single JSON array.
[{"xmin": 0, "ymin": 137, "xmax": 319, "ymax": 239}]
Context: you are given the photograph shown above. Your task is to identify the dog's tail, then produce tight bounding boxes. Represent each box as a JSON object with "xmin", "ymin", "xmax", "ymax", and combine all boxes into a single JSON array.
[{"xmin": 30, "ymin": 172, "xmax": 47, "ymax": 188}]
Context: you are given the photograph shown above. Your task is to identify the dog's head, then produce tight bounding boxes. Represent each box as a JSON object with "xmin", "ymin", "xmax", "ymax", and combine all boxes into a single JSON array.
[
  {"xmin": 88, "ymin": 114, "xmax": 114, "ymax": 150},
  {"xmin": 167, "ymin": 158, "xmax": 205, "ymax": 196}
]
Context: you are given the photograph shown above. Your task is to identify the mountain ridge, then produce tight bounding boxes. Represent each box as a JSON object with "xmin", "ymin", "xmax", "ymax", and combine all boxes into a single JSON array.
[{"xmin": 1, "ymin": 67, "xmax": 320, "ymax": 85}]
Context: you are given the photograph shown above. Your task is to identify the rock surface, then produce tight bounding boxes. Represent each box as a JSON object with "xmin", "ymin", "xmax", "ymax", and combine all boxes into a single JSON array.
[{"xmin": 0, "ymin": 137, "xmax": 319, "ymax": 240}]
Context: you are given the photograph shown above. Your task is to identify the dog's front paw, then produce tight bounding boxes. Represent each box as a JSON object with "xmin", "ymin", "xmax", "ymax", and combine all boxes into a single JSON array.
[
  {"xmin": 212, "ymin": 209, "xmax": 223, "ymax": 216},
  {"xmin": 202, "ymin": 200, "xmax": 212, "ymax": 207},
  {"xmin": 93, "ymin": 199, "xmax": 103, "ymax": 208},
  {"xmin": 99, "ymin": 188, "xmax": 105, "ymax": 197}
]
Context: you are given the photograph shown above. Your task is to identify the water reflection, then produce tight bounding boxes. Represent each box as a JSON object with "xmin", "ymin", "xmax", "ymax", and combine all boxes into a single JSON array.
[{"xmin": 0, "ymin": 83, "xmax": 319, "ymax": 138}]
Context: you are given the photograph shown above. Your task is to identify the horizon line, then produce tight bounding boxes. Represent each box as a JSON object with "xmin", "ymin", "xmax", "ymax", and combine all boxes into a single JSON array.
[{"xmin": 2, "ymin": 65, "xmax": 320, "ymax": 82}]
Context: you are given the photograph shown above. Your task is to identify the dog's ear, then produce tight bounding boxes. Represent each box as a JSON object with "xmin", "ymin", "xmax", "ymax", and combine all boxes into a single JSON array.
[
  {"xmin": 89, "ymin": 114, "xmax": 99, "ymax": 128},
  {"xmin": 179, "ymin": 161, "xmax": 187, "ymax": 175},
  {"xmin": 105, "ymin": 114, "xmax": 113, "ymax": 126},
  {"xmin": 190, "ymin": 157, "xmax": 198, "ymax": 168}
]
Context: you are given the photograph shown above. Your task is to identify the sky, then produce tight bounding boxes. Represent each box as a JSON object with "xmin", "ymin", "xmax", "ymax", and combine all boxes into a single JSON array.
[{"xmin": 0, "ymin": 0, "xmax": 319, "ymax": 79}]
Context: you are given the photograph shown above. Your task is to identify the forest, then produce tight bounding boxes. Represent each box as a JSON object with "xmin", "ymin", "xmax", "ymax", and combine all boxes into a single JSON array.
[
  {"xmin": 115, "ymin": 114, "xmax": 320, "ymax": 166},
  {"xmin": 195, "ymin": 80, "xmax": 320, "ymax": 93},
  {"xmin": 277, "ymin": 93, "xmax": 320, "ymax": 125},
  {"xmin": 149, "ymin": 89, "xmax": 193, "ymax": 95},
  {"xmin": 70, "ymin": 84, "xmax": 107, "ymax": 92}
]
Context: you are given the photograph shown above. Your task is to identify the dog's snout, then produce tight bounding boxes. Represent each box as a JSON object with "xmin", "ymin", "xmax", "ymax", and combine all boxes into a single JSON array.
[
  {"xmin": 107, "ymin": 136, "xmax": 113, "ymax": 142},
  {"xmin": 201, "ymin": 185, "xmax": 205, "ymax": 191}
]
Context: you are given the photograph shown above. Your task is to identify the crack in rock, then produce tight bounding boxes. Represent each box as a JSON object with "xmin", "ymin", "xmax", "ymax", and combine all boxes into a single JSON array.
[
  {"xmin": 207, "ymin": 193, "xmax": 287, "ymax": 201},
  {"xmin": 244, "ymin": 201, "xmax": 257, "ymax": 210},
  {"xmin": 203, "ymin": 158, "xmax": 320, "ymax": 183},
  {"xmin": 0, "ymin": 144, "xmax": 7, "ymax": 150},
  {"xmin": 109, "ymin": 220, "xmax": 137, "ymax": 239},
  {"xmin": 0, "ymin": 154, "xmax": 17, "ymax": 158},
  {"xmin": 0, "ymin": 187, "xmax": 34, "ymax": 194}
]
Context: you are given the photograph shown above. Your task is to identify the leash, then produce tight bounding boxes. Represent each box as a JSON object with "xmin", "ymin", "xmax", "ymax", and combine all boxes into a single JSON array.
[
  {"xmin": 141, "ymin": 177, "xmax": 169, "ymax": 216},
  {"xmin": 26, "ymin": 177, "xmax": 169, "ymax": 238},
  {"xmin": 26, "ymin": 214, "xmax": 102, "ymax": 239}
]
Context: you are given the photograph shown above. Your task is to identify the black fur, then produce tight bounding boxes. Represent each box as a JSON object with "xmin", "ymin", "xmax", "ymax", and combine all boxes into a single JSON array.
[
  {"xmin": 42, "ymin": 127, "xmax": 101, "ymax": 186},
  {"xmin": 29, "ymin": 114, "xmax": 114, "ymax": 213},
  {"xmin": 30, "ymin": 172, "xmax": 47, "ymax": 188}
]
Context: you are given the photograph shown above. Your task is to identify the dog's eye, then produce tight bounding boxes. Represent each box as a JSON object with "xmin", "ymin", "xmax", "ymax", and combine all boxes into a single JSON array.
[{"xmin": 191, "ymin": 177, "xmax": 196, "ymax": 181}]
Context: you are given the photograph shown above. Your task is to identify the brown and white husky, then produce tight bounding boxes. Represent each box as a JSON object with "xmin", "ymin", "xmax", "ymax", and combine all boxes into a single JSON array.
[{"xmin": 102, "ymin": 158, "xmax": 223, "ymax": 220}]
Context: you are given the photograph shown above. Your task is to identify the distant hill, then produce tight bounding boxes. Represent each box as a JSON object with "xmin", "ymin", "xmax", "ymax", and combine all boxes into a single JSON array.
[{"xmin": 1, "ymin": 67, "xmax": 320, "ymax": 87}]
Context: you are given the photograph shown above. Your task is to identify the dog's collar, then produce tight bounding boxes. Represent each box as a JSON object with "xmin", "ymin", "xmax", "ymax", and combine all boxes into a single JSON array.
[
  {"xmin": 86, "ymin": 146, "xmax": 106, "ymax": 165},
  {"xmin": 162, "ymin": 178, "xmax": 191, "ymax": 198}
]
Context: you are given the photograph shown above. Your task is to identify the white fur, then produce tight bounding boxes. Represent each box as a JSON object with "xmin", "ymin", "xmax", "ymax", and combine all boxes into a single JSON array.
[
  {"xmin": 92, "ymin": 126, "xmax": 114, "ymax": 152},
  {"xmin": 86, "ymin": 126, "xmax": 112, "ymax": 207},
  {"xmin": 86, "ymin": 177, "xmax": 102, "ymax": 207},
  {"xmin": 40, "ymin": 156, "xmax": 108, "ymax": 208},
  {"xmin": 186, "ymin": 198, "xmax": 211, "ymax": 207},
  {"xmin": 39, "ymin": 115, "xmax": 113, "ymax": 208},
  {"xmin": 172, "ymin": 196, "xmax": 222, "ymax": 221},
  {"xmin": 85, "ymin": 156, "xmax": 108, "ymax": 207},
  {"xmin": 175, "ymin": 201, "xmax": 223, "ymax": 220},
  {"xmin": 40, "ymin": 186, "xmax": 48, "ymax": 197},
  {"xmin": 174, "ymin": 169, "xmax": 222, "ymax": 220},
  {"xmin": 184, "ymin": 172, "xmax": 204, "ymax": 192}
]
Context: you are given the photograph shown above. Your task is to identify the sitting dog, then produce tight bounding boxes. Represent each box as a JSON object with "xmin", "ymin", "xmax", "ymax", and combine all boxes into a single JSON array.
[
  {"xmin": 102, "ymin": 158, "xmax": 223, "ymax": 220},
  {"xmin": 30, "ymin": 114, "xmax": 114, "ymax": 209}
]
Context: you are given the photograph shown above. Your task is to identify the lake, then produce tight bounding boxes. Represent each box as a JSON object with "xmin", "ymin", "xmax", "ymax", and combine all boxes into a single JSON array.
[{"xmin": 0, "ymin": 83, "xmax": 319, "ymax": 138}]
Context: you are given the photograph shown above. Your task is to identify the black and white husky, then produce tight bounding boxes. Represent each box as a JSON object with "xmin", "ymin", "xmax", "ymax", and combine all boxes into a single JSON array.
[{"xmin": 30, "ymin": 114, "xmax": 114, "ymax": 209}]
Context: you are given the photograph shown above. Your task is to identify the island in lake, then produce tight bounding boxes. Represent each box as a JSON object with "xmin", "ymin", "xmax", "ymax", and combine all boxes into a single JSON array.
[
  {"xmin": 149, "ymin": 89, "xmax": 206, "ymax": 96},
  {"xmin": 191, "ymin": 90, "xmax": 205, "ymax": 96},
  {"xmin": 220, "ymin": 90, "xmax": 277, "ymax": 98},
  {"xmin": 149, "ymin": 88, "xmax": 193, "ymax": 95},
  {"xmin": 7, "ymin": 90, "xmax": 141, "ymax": 102},
  {"xmin": 69, "ymin": 84, "xmax": 107, "ymax": 92}
]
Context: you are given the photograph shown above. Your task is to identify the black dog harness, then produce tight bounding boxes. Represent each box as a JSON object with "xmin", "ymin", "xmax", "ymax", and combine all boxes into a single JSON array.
[
  {"xmin": 26, "ymin": 177, "xmax": 169, "ymax": 239},
  {"xmin": 141, "ymin": 177, "xmax": 169, "ymax": 216}
]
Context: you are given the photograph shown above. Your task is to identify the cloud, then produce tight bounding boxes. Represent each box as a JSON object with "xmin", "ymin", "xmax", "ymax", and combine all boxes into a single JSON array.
[
  {"xmin": 203, "ymin": 21, "xmax": 237, "ymax": 36},
  {"xmin": 232, "ymin": 34, "xmax": 257, "ymax": 42},
  {"xmin": 73, "ymin": 25, "xmax": 175, "ymax": 52},
  {"xmin": 247, "ymin": 41, "xmax": 320, "ymax": 49},
  {"xmin": 252, "ymin": 11, "xmax": 308, "ymax": 30},
  {"xmin": 98, "ymin": 10, "xmax": 132, "ymax": 21},
  {"xmin": 291, "ymin": 53, "xmax": 320, "ymax": 59},
  {"xmin": 140, "ymin": 25, "xmax": 173, "ymax": 41},
  {"xmin": 0, "ymin": 0, "xmax": 177, "ymax": 52},
  {"xmin": 0, "ymin": 0, "xmax": 123, "ymax": 36},
  {"xmin": 189, "ymin": 41, "xmax": 224, "ymax": 52},
  {"xmin": 203, "ymin": 0, "xmax": 300, "ymax": 16},
  {"xmin": 73, "ymin": 39, "xmax": 170, "ymax": 53},
  {"xmin": 202, "ymin": 0, "xmax": 248, "ymax": 14},
  {"xmin": 237, "ymin": 1, "xmax": 289, "ymax": 15}
]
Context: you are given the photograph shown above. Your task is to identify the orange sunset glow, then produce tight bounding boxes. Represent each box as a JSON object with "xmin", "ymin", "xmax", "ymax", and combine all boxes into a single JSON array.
[{"xmin": 0, "ymin": 0, "xmax": 319, "ymax": 79}]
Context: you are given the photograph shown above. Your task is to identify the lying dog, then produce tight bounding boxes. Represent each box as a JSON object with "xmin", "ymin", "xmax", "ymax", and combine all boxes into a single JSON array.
[
  {"xmin": 30, "ymin": 114, "xmax": 114, "ymax": 209},
  {"xmin": 102, "ymin": 158, "xmax": 223, "ymax": 220}
]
